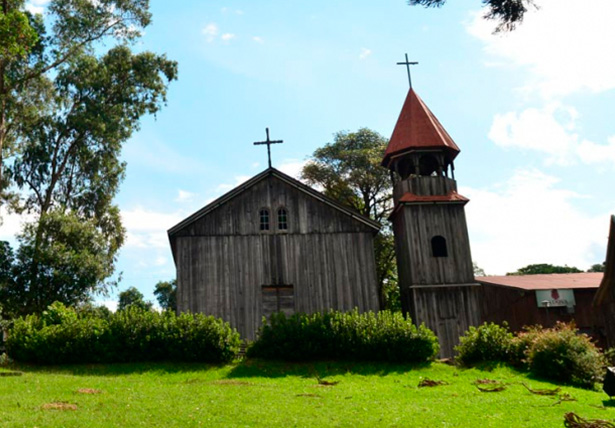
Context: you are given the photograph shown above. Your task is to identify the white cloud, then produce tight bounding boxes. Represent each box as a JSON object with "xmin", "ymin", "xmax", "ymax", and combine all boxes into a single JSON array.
[
  {"xmin": 221, "ymin": 33, "xmax": 236, "ymax": 42},
  {"xmin": 463, "ymin": 169, "xmax": 610, "ymax": 275},
  {"xmin": 252, "ymin": 36, "xmax": 264, "ymax": 44},
  {"xmin": 202, "ymin": 23, "xmax": 219, "ymax": 43},
  {"xmin": 25, "ymin": 0, "xmax": 50, "ymax": 14},
  {"xmin": 0, "ymin": 207, "xmax": 34, "ymax": 243},
  {"xmin": 175, "ymin": 190, "xmax": 195, "ymax": 203},
  {"xmin": 278, "ymin": 159, "xmax": 307, "ymax": 179},
  {"xmin": 99, "ymin": 300, "xmax": 118, "ymax": 312},
  {"xmin": 466, "ymin": 0, "xmax": 615, "ymax": 98},
  {"xmin": 489, "ymin": 103, "xmax": 615, "ymax": 167},
  {"xmin": 577, "ymin": 136, "xmax": 615, "ymax": 166},
  {"xmin": 359, "ymin": 48, "xmax": 372, "ymax": 60},
  {"xmin": 121, "ymin": 207, "xmax": 184, "ymax": 249}
]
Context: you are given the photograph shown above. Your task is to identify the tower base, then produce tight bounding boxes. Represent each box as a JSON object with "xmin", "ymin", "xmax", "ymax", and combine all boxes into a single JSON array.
[{"xmin": 405, "ymin": 284, "xmax": 481, "ymax": 359}]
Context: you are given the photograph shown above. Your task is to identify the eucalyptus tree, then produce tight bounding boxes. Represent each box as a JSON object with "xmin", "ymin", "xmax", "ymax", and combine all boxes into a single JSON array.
[{"xmin": 0, "ymin": 0, "xmax": 177, "ymax": 315}]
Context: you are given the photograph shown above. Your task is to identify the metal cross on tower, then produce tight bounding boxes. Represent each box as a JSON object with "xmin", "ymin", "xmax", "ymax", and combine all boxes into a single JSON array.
[
  {"xmin": 397, "ymin": 53, "xmax": 419, "ymax": 88},
  {"xmin": 254, "ymin": 127, "xmax": 283, "ymax": 168}
]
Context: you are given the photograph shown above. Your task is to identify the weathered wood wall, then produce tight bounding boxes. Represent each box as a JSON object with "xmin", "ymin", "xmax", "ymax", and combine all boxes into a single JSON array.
[
  {"xmin": 481, "ymin": 285, "xmax": 603, "ymax": 346},
  {"xmin": 173, "ymin": 173, "xmax": 380, "ymax": 340},
  {"xmin": 408, "ymin": 285, "xmax": 481, "ymax": 358}
]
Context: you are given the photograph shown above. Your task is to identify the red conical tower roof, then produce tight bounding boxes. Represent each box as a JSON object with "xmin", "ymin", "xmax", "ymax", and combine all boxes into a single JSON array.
[{"xmin": 382, "ymin": 88, "xmax": 460, "ymax": 167}]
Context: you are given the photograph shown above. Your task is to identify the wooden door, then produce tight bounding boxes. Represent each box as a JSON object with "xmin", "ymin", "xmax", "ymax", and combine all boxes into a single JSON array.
[{"xmin": 262, "ymin": 285, "xmax": 295, "ymax": 320}]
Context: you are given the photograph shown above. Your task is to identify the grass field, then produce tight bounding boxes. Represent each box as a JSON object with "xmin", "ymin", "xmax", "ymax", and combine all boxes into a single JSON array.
[{"xmin": 0, "ymin": 360, "xmax": 613, "ymax": 427}]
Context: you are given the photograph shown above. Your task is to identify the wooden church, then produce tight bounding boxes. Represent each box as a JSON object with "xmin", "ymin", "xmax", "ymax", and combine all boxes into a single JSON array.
[
  {"xmin": 168, "ymin": 157, "xmax": 381, "ymax": 340},
  {"xmin": 382, "ymin": 88, "xmax": 481, "ymax": 358},
  {"xmin": 168, "ymin": 72, "xmax": 481, "ymax": 354}
]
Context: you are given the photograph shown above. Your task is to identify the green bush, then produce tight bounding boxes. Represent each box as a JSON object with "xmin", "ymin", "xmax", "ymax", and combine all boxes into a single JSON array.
[
  {"xmin": 455, "ymin": 322, "xmax": 514, "ymax": 366},
  {"xmin": 524, "ymin": 322, "xmax": 605, "ymax": 388},
  {"xmin": 247, "ymin": 310, "xmax": 439, "ymax": 363},
  {"xmin": 509, "ymin": 325, "xmax": 543, "ymax": 367},
  {"xmin": 6, "ymin": 302, "xmax": 240, "ymax": 364}
]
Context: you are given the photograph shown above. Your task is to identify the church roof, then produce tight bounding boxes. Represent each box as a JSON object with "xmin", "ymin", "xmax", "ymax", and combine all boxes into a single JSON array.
[
  {"xmin": 594, "ymin": 215, "xmax": 615, "ymax": 306},
  {"xmin": 382, "ymin": 88, "xmax": 460, "ymax": 167},
  {"xmin": 168, "ymin": 167, "xmax": 381, "ymax": 238}
]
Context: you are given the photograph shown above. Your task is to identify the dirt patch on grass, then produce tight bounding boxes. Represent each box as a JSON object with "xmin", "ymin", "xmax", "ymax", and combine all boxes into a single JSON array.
[
  {"xmin": 211, "ymin": 380, "xmax": 253, "ymax": 386},
  {"xmin": 77, "ymin": 388, "xmax": 102, "ymax": 394},
  {"xmin": 418, "ymin": 378, "xmax": 448, "ymax": 387},
  {"xmin": 296, "ymin": 393, "xmax": 321, "ymax": 398},
  {"xmin": 41, "ymin": 402, "xmax": 78, "ymax": 411}
]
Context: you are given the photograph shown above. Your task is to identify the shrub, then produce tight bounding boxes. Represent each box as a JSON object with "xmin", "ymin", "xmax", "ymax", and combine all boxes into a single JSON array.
[
  {"xmin": 6, "ymin": 302, "xmax": 241, "ymax": 364},
  {"xmin": 455, "ymin": 322, "xmax": 514, "ymax": 366},
  {"xmin": 509, "ymin": 325, "xmax": 543, "ymax": 367},
  {"xmin": 524, "ymin": 322, "xmax": 605, "ymax": 388},
  {"xmin": 247, "ymin": 310, "xmax": 439, "ymax": 363}
]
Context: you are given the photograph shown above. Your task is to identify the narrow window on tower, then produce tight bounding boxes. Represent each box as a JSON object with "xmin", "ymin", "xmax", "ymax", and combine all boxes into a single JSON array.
[
  {"xmin": 431, "ymin": 235, "xmax": 448, "ymax": 257},
  {"xmin": 277, "ymin": 208, "xmax": 288, "ymax": 230},
  {"xmin": 259, "ymin": 209, "xmax": 270, "ymax": 231}
]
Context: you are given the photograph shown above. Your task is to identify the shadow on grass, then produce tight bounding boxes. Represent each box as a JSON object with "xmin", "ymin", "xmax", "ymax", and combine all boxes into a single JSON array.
[
  {"xmin": 7, "ymin": 358, "xmax": 432, "ymax": 379},
  {"xmin": 602, "ymin": 399, "xmax": 615, "ymax": 407},
  {"xmin": 225, "ymin": 359, "xmax": 432, "ymax": 379},
  {"xmin": 9, "ymin": 361, "xmax": 224, "ymax": 377}
]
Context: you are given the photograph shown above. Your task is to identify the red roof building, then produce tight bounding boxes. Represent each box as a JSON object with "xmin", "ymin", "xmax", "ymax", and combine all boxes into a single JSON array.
[{"xmin": 477, "ymin": 273, "xmax": 603, "ymax": 337}]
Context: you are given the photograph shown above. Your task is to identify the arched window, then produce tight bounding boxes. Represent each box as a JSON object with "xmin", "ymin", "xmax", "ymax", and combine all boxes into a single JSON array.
[
  {"xmin": 259, "ymin": 209, "xmax": 270, "ymax": 231},
  {"xmin": 431, "ymin": 235, "xmax": 448, "ymax": 257},
  {"xmin": 277, "ymin": 208, "xmax": 288, "ymax": 230}
]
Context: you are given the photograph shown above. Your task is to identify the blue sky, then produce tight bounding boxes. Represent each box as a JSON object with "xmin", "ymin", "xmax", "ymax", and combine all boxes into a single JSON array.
[{"xmin": 3, "ymin": 0, "xmax": 615, "ymax": 308}]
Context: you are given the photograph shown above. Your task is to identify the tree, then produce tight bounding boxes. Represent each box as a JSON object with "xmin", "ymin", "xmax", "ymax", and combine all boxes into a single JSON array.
[
  {"xmin": 118, "ymin": 287, "xmax": 152, "ymax": 312},
  {"xmin": 1, "ymin": 0, "xmax": 171, "ymax": 202},
  {"xmin": 506, "ymin": 263, "xmax": 582, "ymax": 276},
  {"xmin": 154, "ymin": 279, "xmax": 177, "ymax": 312},
  {"xmin": 0, "ymin": 211, "xmax": 118, "ymax": 317},
  {"xmin": 0, "ymin": 0, "xmax": 176, "ymax": 315},
  {"xmin": 408, "ymin": 0, "xmax": 537, "ymax": 31},
  {"xmin": 588, "ymin": 262, "xmax": 605, "ymax": 273},
  {"xmin": 473, "ymin": 262, "xmax": 486, "ymax": 277},
  {"xmin": 302, "ymin": 128, "xmax": 397, "ymax": 309}
]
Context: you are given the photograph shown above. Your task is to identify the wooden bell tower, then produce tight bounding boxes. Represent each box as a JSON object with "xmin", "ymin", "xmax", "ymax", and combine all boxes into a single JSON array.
[{"xmin": 382, "ymin": 88, "xmax": 481, "ymax": 358}]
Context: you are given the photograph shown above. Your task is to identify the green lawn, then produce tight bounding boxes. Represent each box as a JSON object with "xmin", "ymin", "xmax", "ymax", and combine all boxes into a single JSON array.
[{"xmin": 0, "ymin": 361, "xmax": 613, "ymax": 427}]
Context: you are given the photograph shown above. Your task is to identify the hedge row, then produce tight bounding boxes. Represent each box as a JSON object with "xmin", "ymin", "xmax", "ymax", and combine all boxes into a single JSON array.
[
  {"xmin": 247, "ymin": 310, "xmax": 439, "ymax": 363},
  {"xmin": 6, "ymin": 302, "xmax": 241, "ymax": 364},
  {"xmin": 455, "ymin": 322, "xmax": 606, "ymax": 388}
]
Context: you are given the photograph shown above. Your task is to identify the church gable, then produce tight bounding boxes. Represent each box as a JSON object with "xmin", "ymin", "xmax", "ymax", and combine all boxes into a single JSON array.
[{"xmin": 169, "ymin": 168, "xmax": 379, "ymax": 238}]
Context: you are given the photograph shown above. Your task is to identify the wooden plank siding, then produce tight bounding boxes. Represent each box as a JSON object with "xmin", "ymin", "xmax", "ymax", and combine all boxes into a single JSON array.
[
  {"xmin": 481, "ymin": 285, "xmax": 599, "ymax": 334},
  {"xmin": 170, "ymin": 170, "xmax": 380, "ymax": 341},
  {"xmin": 392, "ymin": 174, "xmax": 480, "ymax": 358}
]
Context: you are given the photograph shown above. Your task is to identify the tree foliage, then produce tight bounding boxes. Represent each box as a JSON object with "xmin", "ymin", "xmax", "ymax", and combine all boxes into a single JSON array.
[
  {"xmin": 408, "ymin": 0, "xmax": 537, "ymax": 32},
  {"xmin": 118, "ymin": 286, "xmax": 152, "ymax": 312},
  {"xmin": 588, "ymin": 262, "xmax": 605, "ymax": 273},
  {"xmin": 506, "ymin": 263, "xmax": 582, "ymax": 276},
  {"xmin": 302, "ymin": 128, "xmax": 397, "ymax": 309},
  {"xmin": 0, "ymin": 0, "xmax": 177, "ymax": 316},
  {"xmin": 154, "ymin": 279, "xmax": 177, "ymax": 312},
  {"xmin": 0, "ymin": 212, "xmax": 118, "ymax": 317}
]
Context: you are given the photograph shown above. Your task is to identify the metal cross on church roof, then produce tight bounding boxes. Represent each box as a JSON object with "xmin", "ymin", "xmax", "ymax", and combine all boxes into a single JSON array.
[
  {"xmin": 254, "ymin": 127, "xmax": 283, "ymax": 168},
  {"xmin": 397, "ymin": 53, "xmax": 419, "ymax": 88}
]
